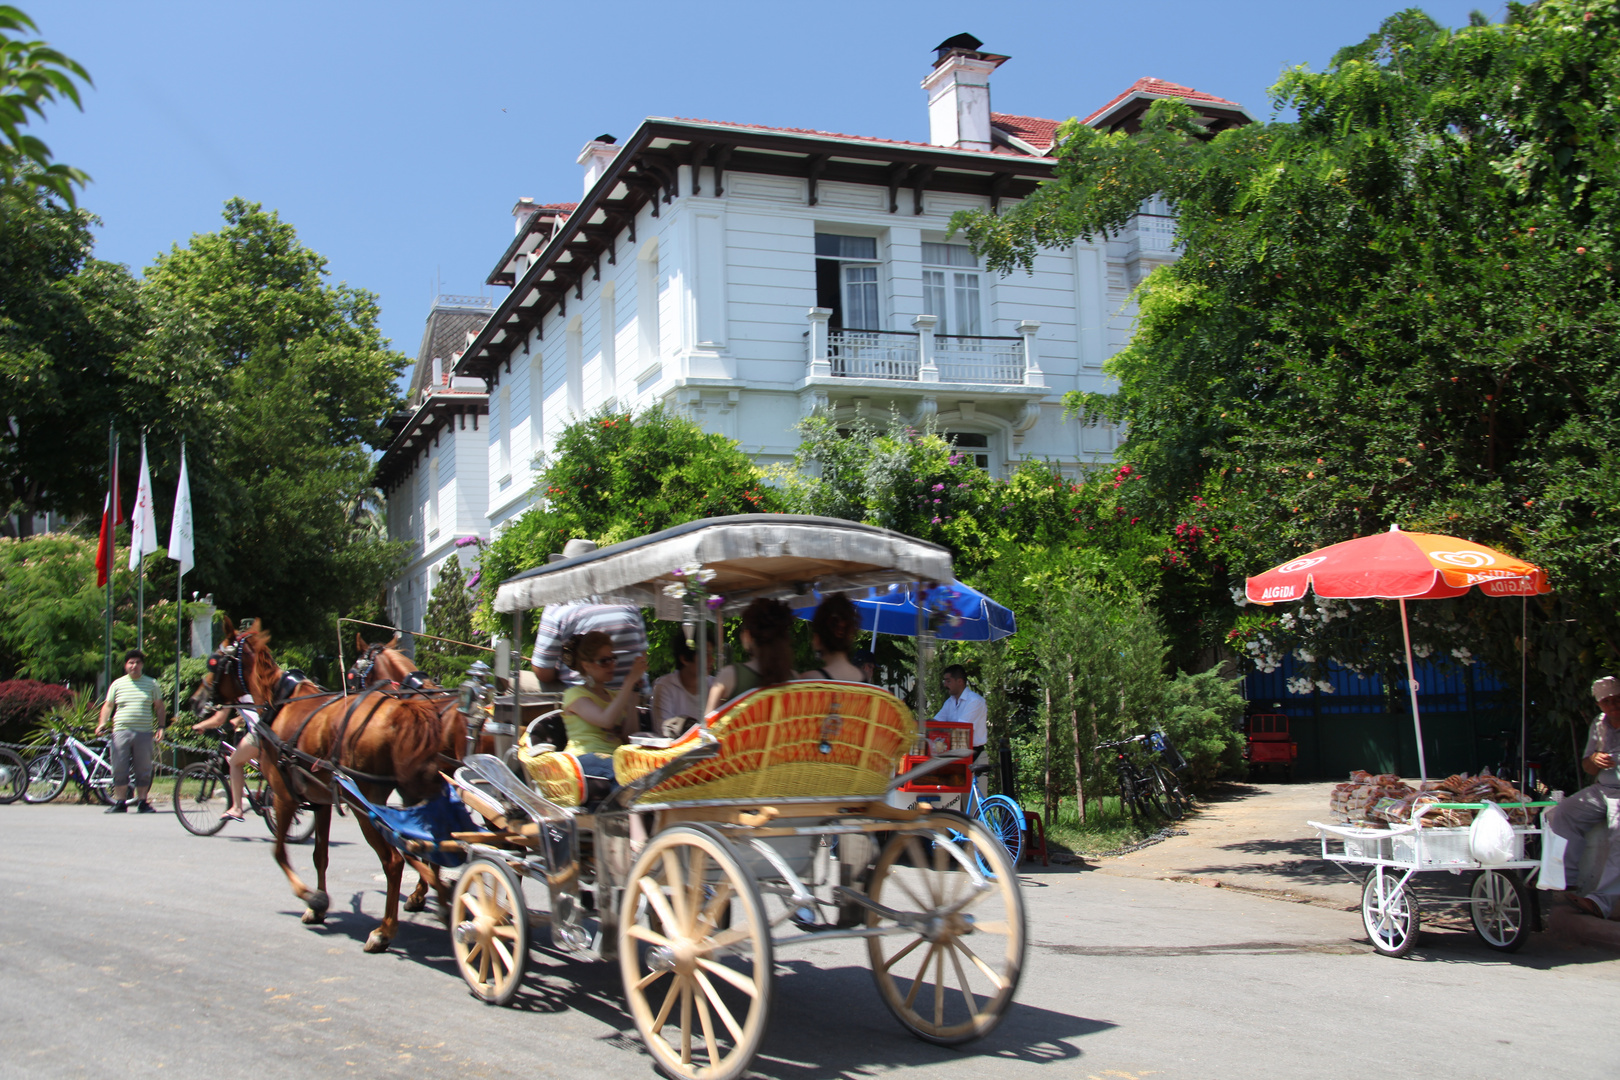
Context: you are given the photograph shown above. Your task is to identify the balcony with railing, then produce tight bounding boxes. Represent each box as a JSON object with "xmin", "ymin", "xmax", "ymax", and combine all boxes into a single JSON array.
[{"xmin": 803, "ymin": 311, "xmax": 1044, "ymax": 389}]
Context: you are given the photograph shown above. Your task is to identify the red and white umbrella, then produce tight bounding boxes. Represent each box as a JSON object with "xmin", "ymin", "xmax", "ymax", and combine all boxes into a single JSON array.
[{"xmin": 1245, "ymin": 526, "xmax": 1550, "ymax": 781}]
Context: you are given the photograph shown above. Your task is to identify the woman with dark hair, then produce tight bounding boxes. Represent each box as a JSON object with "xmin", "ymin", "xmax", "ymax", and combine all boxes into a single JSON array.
[
  {"xmin": 650, "ymin": 628, "xmax": 716, "ymax": 737},
  {"xmin": 705, "ymin": 597, "xmax": 795, "ymax": 713},
  {"xmin": 797, "ymin": 592, "xmax": 865, "ymax": 682},
  {"xmin": 560, "ymin": 630, "xmax": 647, "ymax": 783}
]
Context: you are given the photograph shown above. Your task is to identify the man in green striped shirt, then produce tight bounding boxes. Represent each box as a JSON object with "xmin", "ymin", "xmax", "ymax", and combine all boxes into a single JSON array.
[{"xmin": 94, "ymin": 649, "xmax": 168, "ymax": 813}]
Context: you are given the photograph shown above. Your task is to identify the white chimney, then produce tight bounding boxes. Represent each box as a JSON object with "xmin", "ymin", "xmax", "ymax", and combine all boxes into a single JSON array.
[
  {"xmin": 512, "ymin": 196, "xmax": 537, "ymax": 235},
  {"xmin": 921, "ymin": 34, "xmax": 1009, "ymax": 153},
  {"xmin": 577, "ymin": 134, "xmax": 620, "ymax": 195}
]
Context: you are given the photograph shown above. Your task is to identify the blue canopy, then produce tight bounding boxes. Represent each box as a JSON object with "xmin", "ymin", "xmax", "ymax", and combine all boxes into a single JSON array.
[{"xmin": 796, "ymin": 581, "xmax": 1016, "ymax": 641}]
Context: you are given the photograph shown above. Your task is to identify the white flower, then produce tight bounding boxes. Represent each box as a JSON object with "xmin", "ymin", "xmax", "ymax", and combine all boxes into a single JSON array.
[
  {"xmin": 663, "ymin": 582, "xmax": 686, "ymax": 598},
  {"xmin": 696, "ymin": 568, "xmax": 717, "ymax": 584},
  {"xmin": 1413, "ymin": 643, "xmax": 1433, "ymax": 659},
  {"xmin": 1286, "ymin": 676, "xmax": 1314, "ymax": 695},
  {"xmin": 1246, "ymin": 641, "xmax": 1261, "ymax": 654},
  {"xmin": 1230, "ymin": 586, "xmax": 1249, "ymax": 608},
  {"xmin": 1315, "ymin": 680, "xmax": 1335, "ymax": 694},
  {"xmin": 1280, "ymin": 613, "xmax": 1296, "ymax": 629},
  {"xmin": 1294, "ymin": 649, "xmax": 1316, "ymax": 663},
  {"xmin": 1451, "ymin": 647, "xmax": 1474, "ymax": 665}
]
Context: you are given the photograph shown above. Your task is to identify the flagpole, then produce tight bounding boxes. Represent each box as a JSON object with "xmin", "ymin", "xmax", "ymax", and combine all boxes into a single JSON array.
[
  {"xmin": 175, "ymin": 436, "xmax": 186, "ymax": 720},
  {"xmin": 136, "ymin": 432, "xmax": 147, "ymax": 650},
  {"xmin": 104, "ymin": 422, "xmax": 117, "ymax": 694}
]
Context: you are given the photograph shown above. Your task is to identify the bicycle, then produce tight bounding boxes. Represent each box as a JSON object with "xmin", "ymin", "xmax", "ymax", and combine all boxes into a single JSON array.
[
  {"xmin": 1096, "ymin": 734, "xmax": 1171, "ymax": 824},
  {"xmin": 0, "ymin": 746, "xmax": 26, "ymax": 804},
  {"xmin": 918, "ymin": 763, "xmax": 1027, "ymax": 875},
  {"xmin": 23, "ymin": 731, "xmax": 117, "ymax": 804},
  {"xmin": 1146, "ymin": 731, "xmax": 1193, "ymax": 820},
  {"xmin": 173, "ymin": 736, "xmax": 316, "ymax": 843}
]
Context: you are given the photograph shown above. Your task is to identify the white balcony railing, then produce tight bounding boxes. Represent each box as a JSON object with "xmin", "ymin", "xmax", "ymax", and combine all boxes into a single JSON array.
[{"xmin": 805, "ymin": 310, "xmax": 1044, "ymax": 388}]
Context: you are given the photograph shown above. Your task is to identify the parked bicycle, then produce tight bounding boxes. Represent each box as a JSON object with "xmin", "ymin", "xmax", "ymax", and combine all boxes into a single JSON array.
[
  {"xmin": 963, "ymin": 763, "xmax": 1027, "ymax": 868},
  {"xmin": 1146, "ymin": 731, "xmax": 1193, "ymax": 818},
  {"xmin": 1097, "ymin": 732, "xmax": 1190, "ymax": 824},
  {"xmin": 173, "ymin": 737, "xmax": 316, "ymax": 842},
  {"xmin": 0, "ymin": 747, "xmax": 26, "ymax": 804},
  {"xmin": 23, "ymin": 731, "xmax": 116, "ymax": 804}
]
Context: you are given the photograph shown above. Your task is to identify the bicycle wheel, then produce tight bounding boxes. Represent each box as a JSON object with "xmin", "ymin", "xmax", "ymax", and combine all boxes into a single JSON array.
[
  {"xmin": 1150, "ymin": 765, "xmax": 1185, "ymax": 821},
  {"xmin": 0, "ymin": 748, "xmax": 26, "ymax": 804},
  {"xmin": 978, "ymin": 796, "xmax": 1024, "ymax": 868},
  {"xmin": 1362, "ymin": 869, "xmax": 1420, "ymax": 957},
  {"xmin": 1470, "ymin": 870, "xmax": 1530, "ymax": 953},
  {"xmin": 1133, "ymin": 773, "xmax": 1168, "ymax": 823},
  {"xmin": 173, "ymin": 763, "xmax": 231, "ymax": 836},
  {"xmin": 84, "ymin": 757, "xmax": 116, "ymax": 805},
  {"xmin": 24, "ymin": 753, "xmax": 67, "ymax": 803},
  {"xmin": 255, "ymin": 774, "xmax": 316, "ymax": 844}
]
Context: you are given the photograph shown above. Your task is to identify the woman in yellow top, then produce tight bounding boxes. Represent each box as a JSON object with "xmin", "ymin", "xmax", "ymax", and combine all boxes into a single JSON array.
[{"xmin": 561, "ymin": 631, "xmax": 648, "ymax": 784}]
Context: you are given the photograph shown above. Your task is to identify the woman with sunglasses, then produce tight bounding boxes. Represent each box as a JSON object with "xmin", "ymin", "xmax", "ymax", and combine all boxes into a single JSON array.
[{"xmin": 559, "ymin": 631, "xmax": 648, "ymax": 787}]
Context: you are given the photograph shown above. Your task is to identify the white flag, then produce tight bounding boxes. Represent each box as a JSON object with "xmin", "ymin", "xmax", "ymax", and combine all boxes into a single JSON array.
[
  {"xmin": 128, "ymin": 437, "xmax": 159, "ymax": 571},
  {"xmin": 168, "ymin": 443, "xmax": 194, "ymax": 577}
]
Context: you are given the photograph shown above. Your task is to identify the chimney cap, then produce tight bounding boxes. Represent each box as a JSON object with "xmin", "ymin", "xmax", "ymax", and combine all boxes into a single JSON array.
[
  {"xmin": 935, "ymin": 32, "xmax": 983, "ymax": 54},
  {"xmin": 593, "ymin": 133, "xmax": 617, "ymax": 145},
  {"xmin": 931, "ymin": 33, "xmax": 1008, "ymax": 70}
]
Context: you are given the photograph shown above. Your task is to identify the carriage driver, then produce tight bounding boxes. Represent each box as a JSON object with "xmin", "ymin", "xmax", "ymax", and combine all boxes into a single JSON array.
[
  {"xmin": 530, "ymin": 538, "xmax": 650, "ymax": 695},
  {"xmin": 1550, "ymin": 675, "xmax": 1620, "ymax": 918},
  {"xmin": 94, "ymin": 649, "xmax": 168, "ymax": 814}
]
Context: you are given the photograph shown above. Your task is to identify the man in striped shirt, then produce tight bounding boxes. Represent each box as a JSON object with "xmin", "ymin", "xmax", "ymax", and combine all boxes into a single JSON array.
[{"xmin": 530, "ymin": 539, "xmax": 648, "ymax": 693}]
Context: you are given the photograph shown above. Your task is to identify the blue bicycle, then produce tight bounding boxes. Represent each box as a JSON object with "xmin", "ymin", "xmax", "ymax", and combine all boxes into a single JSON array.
[{"xmin": 953, "ymin": 763, "xmax": 1026, "ymax": 872}]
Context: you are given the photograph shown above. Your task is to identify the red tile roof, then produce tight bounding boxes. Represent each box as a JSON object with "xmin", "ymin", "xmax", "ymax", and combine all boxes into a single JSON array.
[
  {"xmin": 667, "ymin": 117, "xmax": 1037, "ymax": 157},
  {"xmin": 539, "ymin": 202, "xmax": 578, "ymax": 211},
  {"xmin": 990, "ymin": 112, "xmax": 1061, "ymax": 153},
  {"xmin": 1081, "ymin": 78, "xmax": 1245, "ymax": 127}
]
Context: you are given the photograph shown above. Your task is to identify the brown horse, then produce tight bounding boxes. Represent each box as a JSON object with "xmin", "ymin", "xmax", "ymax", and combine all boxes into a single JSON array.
[
  {"xmin": 208, "ymin": 625, "xmax": 466, "ymax": 952},
  {"xmin": 346, "ymin": 632, "xmax": 494, "ymax": 913}
]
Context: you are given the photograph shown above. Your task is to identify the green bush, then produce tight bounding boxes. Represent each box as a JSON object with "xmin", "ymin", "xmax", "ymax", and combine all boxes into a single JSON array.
[{"xmin": 1158, "ymin": 667, "xmax": 1246, "ymax": 790}]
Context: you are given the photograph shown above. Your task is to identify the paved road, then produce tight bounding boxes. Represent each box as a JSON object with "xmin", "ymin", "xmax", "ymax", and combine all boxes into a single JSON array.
[{"xmin": 3, "ymin": 805, "xmax": 1618, "ymax": 1079}]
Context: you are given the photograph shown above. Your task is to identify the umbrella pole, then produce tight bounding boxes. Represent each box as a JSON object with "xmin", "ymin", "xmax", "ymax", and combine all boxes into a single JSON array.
[
  {"xmin": 1520, "ymin": 596, "xmax": 1528, "ymax": 790},
  {"xmin": 1398, "ymin": 597, "xmax": 1428, "ymax": 783}
]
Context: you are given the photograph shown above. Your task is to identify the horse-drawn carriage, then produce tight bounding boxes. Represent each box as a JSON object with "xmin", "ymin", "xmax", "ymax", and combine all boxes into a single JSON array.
[{"xmin": 339, "ymin": 515, "xmax": 1025, "ymax": 1080}]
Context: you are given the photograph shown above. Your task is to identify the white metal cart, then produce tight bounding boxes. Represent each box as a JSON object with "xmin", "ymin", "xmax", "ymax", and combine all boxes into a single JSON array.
[{"xmin": 1311, "ymin": 800, "xmax": 1554, "ymax": 956}]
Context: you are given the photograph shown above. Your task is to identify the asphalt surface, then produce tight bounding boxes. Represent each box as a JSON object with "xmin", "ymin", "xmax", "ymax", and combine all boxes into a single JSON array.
[{"xmin": 3, "ymin": 803, "xmax": 1619, "ymax": 1079}]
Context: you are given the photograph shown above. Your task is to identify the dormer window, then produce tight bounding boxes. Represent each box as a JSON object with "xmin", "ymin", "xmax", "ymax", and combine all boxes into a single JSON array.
[
  {"xmin": 815, "ymin": 233, "xmax": 882, "ymax": 330},
  {"xmin": 922, "ymin": 242, "xmax": 981, "ymax": 337}
]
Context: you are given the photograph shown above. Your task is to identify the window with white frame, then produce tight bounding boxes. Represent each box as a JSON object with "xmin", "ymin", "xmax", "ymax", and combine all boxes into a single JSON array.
[
  {"xmin": 944, "ymin": 431, "xmax": 991, "ymax": 471},
  {"xmin": 921, "ymin": 242, "xmax": 982, "ymax": 337},
  {"xmin": 497, "ymin": 384, "xmax": 511, "ymax": 481},
  {"xmin": 427, "ymin": 454, "xmax": 439, "ymax": 538},
  {"xmin": 815, "ymin": 233, "xmax": 882, "ymax": 330}
]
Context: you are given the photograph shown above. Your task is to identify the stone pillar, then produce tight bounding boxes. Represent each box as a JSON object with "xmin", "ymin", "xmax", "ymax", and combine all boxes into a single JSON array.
[
  {"xmin": 913, "ymin": 313, "xmax": 939, "ymax": 383},
  {"xmin": 807, "ymin": 307, "xmax": 832, "ymax": 378},
  {"xmin": 1019, "ymin": 319, "xmax": 1045, "ymax": 388}
]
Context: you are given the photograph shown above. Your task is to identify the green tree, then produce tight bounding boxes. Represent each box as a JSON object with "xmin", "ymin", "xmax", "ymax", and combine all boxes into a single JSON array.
[
  {"xmin": 418, "ymin": 555, "xmax": 480, "ymax": 686},
  {"xmin": 477, "ymin": 404, "xmax": 781, "ymax": 624},
  {"xmin": 0, "ymin": 5, "xmax": 89, "ymax": 208},
  {"xmin": 0, "ymin": 193, "xmax": 149, "ymax": 531},
  {"xmin": 953, "ymin": 2, "xmax": 1620, "ymax": 776},
  {"xmin": 139, "ymin": 198, "xmax": 409, "ymax": 643}
]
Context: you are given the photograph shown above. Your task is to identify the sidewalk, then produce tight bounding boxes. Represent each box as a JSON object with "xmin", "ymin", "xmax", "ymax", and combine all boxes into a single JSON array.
[{"xmin": 1084, "ymin": 780, "xmax": 1620, "ymax": 951}]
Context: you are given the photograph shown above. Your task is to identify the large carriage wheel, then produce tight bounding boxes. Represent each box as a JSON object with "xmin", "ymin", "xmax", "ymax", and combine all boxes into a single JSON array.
[
  {"xmin": 1470, "ymin": 869, "xmax": 1530, "ymax": 952},
  {"xmin": 1361, "ymin": 869, "xmax": 1420, "ymax": 957},
  {"xmin": 866, "ymin": 815, "xmax": 1025, "ymax": 1045},
  {"xmin": 619, "ymin": 824, "xmax": 773, "ymax": 1080},
  {"xmin": 451, "ymin": 858, "xmax": 529, "ymax": 1005}
]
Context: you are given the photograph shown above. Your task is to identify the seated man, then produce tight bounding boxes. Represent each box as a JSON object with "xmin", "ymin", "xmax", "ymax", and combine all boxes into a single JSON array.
[
  {"xmin": 934, "ymin": 664, "xmax": 988, "ymax": 794},
  {"xmin": 1550, "ymin": 675, "xmax": 1620, "ymax": 918}
]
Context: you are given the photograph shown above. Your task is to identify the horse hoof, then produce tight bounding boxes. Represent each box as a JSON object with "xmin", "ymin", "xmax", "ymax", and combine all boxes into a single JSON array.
[
  {"xmin": 302, "ymin": 908, "xmax": 326, "ymax": 925},
  {"xmin": 304, "ymin": 889, "xmax": 329, "ymax": 916},
  {"xmin": 363, "ymin": 931, "xmax": 391, "ymax": 953},
  {"xmin": 403, "ymin": 895, "xmax": 425, "ymax": 913}
]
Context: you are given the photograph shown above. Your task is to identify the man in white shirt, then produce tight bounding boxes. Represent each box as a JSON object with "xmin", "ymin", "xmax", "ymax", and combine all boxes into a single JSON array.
[{"xmin": 934, "ymin": 665, "xmax": 988, "ymax": 793}]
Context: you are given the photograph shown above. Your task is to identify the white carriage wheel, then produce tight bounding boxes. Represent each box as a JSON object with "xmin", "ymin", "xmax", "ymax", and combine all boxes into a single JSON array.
[
  {"xmin": 1470, "ymin": 869, "xmax": 1530, "ymax": 952},
  {"xmin": 450, "ymin": 858, "xmax": 529, "ymax": 1005},
  {"xmin": 1361, "ymin": 868, "xmax": 1420, "ymax": 957},
  {"xmin": 618, "ymin": 824, "xmax": 773, "ymax": 1080},
  {"xmin": 866, "ymin": 814, "xmax": 1026, "ymax": 1045}
]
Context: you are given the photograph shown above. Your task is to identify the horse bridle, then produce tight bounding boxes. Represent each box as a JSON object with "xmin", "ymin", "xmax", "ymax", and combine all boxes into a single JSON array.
[{"xmin": 345, "ymin": 642, "xmax": 388, "ymax": 694}]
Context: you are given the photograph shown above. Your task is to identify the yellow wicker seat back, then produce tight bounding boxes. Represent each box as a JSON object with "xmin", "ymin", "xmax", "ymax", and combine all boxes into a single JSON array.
[
  {"xmin": 516, "ymin": 741, "xmax": 586, "ymax": 808},
  {"xmin": 612, "ymin": 681, "xmax": 915, "ymax": 803}
]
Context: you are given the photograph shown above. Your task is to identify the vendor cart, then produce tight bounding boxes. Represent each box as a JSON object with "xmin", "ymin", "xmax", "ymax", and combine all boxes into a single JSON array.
[
  {"xmin": 1311, "ymin": 802, "xmax": 1553, "ymax": 956},
  {"xmin": 392, "ymin": 515, "xmax": 1024, "ymax": 1080}
]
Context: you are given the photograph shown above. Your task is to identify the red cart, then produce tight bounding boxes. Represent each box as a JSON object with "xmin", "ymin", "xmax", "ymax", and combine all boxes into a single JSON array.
[{"xmin": 1245, "ymin": 713, "xmax": 1297, "ymax": 780}]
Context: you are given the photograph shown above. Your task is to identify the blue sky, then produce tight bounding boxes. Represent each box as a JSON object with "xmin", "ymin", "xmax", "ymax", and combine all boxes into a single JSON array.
[{"xmin": 37, "ymin": 0, "xmax": 1496, "ymax": 368}]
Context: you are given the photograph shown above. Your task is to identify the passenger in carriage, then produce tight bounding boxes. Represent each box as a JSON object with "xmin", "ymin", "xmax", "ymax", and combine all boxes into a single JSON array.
[
  {"xmin": 559, "ymin": 631, "xmax": 648, "ymax": 785},
  {"xmin": 705, "ymin": 597, "xmax": 795, "ymax": 714},
  {"xmin": 650, "ymin": 628, "xmax": 716, "ymax": 739},
  {"xmin": 795, "ymin": 592, "xmax": 865, "ymax": 683}
]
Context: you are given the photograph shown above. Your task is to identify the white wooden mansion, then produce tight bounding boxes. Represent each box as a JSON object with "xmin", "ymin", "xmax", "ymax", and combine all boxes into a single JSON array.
[{"xmin": 377, "ymin": 35, "xmax": 1251, "ymax": 635}]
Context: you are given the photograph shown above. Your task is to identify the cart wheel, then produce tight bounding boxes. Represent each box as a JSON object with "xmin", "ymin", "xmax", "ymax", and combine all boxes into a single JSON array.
[
  {"xmin": 619, "ymin": 824, "xmax": 772, "ymax": 1080},
  {"xmin": 450, "ymin": 858, "xmax": 529, "ymax": 1005},
  {"xmin": 866, "ymin": 814, "xmax": 1025, "ymax": 1045},
  {"xmin": 1470, "ymin": 869, "xmax": 1530, "ymax": 952},
  {"xmin": 1361, "ymin": 869, "xmax": 1420, "ymax": 957}
]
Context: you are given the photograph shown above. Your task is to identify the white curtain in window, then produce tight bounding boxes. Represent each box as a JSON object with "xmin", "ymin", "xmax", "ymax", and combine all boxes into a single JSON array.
[
  {"xmin": 923, "ymin": 269, "xmax": 948, "ymax": 335},
  {"xmin": 842, "ymin": 264, "xmax": 880, "ymax": 330},
  {"xmin": 952, "ymin": 272, "xmax": 981, "ymax": 336}
]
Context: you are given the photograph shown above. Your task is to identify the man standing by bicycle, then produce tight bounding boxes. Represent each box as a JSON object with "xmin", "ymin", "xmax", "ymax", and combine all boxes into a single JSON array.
[
  {"xmin": 94, "ymin": 649, "xmax": 167, "ymax": 814},
  {"xmin": 935, "ymin": 665, "xmax": 988, "ymax": 793}
]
